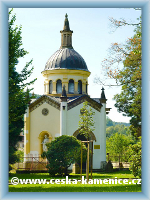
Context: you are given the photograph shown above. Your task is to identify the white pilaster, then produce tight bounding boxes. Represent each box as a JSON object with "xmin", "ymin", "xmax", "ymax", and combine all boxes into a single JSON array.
[
  {"xmin": 100, "ymin": 102, "xmax": 106, "ymax": 162},
  {"xmin": 60, "ymin": 101, "xmax": 67, "ymax": 136}
]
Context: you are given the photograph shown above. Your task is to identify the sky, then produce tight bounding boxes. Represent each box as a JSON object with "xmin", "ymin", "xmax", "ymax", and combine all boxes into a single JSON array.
[{"xmin": 9, "ymin": 8, "xmax": 141, "ymax": 123}]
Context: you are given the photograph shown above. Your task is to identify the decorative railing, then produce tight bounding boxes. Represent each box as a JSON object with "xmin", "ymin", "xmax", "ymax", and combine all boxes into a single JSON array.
[{"xmin": 16, "ymin": 156, "xmax": 48, "ymax": 171}]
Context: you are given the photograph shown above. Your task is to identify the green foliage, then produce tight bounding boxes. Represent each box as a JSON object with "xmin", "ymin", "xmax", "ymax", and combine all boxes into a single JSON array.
[
  {"xmin": 29, "ymin": 92, "xmax": 41, "ymax": 99},
  {"xmin": 15, "ymin": 150, "xmax": 24, "ymax": 163},
  {"xmin": 9, "ymin": 9, "xmax": 36, "ymax": 166},
  {"xmin": 78, "ymin": 101, "xmax": 95, "ymax": 140},
  {"xmin": 113, "ymin": 121, "xmax": 130, "ymax": 127},
  {"xmin": 106, "ymin": 133, "xmax": 135, "ymax": 161},
  {"xmin": 127, "ymin": 137, "xmax": 141, "ymax": 178},
  {"xmin": 106, "ymin": 124, "xmax": 131, "ymax": 138},
  {"xmin": 42, "ymin": 135, "xmax": 87, "ymax": 176},
  {"xmin": 100, "ymin": 16, "xmax": 141, "ymax": 138},
  {"xmin": 9, "ymin": 149, "xmax": 24, "ymax": 171},
  {"xmin": 106, "ymin": 117, "xmax": 114, "ymax": 127},
  {"xmin": 113, "ymin": 23, "xmax": 142, "ymax": 138},
  {"xmin": 106, "ymin": 117, "xmax": 130, "ymax": 127}
]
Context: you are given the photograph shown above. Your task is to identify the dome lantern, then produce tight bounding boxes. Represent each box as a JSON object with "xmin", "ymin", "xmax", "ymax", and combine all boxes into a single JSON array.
[{"xmin": 60, "ymin": 13, "xmax": 73, "ymax": 49}]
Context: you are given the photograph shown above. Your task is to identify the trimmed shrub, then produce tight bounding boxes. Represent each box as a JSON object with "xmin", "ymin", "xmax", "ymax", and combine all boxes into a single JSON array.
[{"xmin": 42, "ymin": 135, "xmax": 87, "ymax": 176}]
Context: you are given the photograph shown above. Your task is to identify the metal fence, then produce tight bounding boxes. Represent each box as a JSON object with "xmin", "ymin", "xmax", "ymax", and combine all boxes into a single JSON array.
[
  {"xmin": 107, "ymin": 153, "xmax": 130, "ymax": 169},
  {"xmin": 15, "ymin": 156, "xmax": 48, "ymax": 171},
  {"xmin": 14, "ymin": 154, "xmax": 130, "ymax": 171}
]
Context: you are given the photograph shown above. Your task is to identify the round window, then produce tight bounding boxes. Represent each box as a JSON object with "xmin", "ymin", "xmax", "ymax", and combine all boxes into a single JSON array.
[{"xmin": 42, "ymin": 108, "xmax": 49, "ymax": 116}]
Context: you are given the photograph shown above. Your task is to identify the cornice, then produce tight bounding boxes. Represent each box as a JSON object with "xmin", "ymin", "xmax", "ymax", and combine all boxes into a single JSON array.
[
  {"xmin": 67, "ymin": 95, "xmax": 102, "ymax": 112},
  {"xmin": 29, "ymin": 95, "xmax": 60, "ymax": 112}
]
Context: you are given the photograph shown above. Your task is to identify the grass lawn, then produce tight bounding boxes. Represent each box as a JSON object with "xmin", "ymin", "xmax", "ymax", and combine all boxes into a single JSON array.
[{"xmin": 9, "ymin": 170, "xmax": 141, "ymax": 192}]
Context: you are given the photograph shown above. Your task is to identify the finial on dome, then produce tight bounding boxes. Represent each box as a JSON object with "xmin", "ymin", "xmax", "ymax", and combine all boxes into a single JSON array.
[
  {"xmin": 65, "ymin": 13, "xmax": 68, "ymax": 18},
  {"xmin": 63, "ymin": 13, "xmax": 70, "ymax": 31}
]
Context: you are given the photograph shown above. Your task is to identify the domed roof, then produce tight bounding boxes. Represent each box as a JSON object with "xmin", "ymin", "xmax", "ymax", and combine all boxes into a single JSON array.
[{"xmin": 44, "ymin": 48, "xmax": 89, "ymax": 71}]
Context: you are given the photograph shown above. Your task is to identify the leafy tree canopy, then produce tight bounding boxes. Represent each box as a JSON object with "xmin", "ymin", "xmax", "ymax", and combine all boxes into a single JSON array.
[
  {"xmin": 106, "ymin": 117, "xmax": 114, "ymax": 127},
  {"xmin": 106, "ymin": 132, "xmax": 135, "ymax": 158},
  {"xmin": 113, "ymin": 23, "xmax": 141, "ymax": 137},
  {"xmin": 106, "ymin": 117, "xmax": 130, "ymax": 138},
  {"xmin": 96, "ymin": 13, "xmax": 141, "ymax": 138},
  {"xmin": 78, "ymin": 101, "xmax": 95, "ymax": 140},
  {"xmin": 106, "ymin": 116, "xmax": 130, "ymax": 128},
  {"xmin": 9, "ymin": 9, "xmax": 36, "ymax": 165},
  {"xmin": 42, "ymin": 135, "xmax": 87, "ymax": 176},
  {"xmin": 106, "ymin": 124, "xmax": 131, "ymax": 138},
  {"xmin": 127, "ymin": 136, "xmax": 141, "ymax": 178}
]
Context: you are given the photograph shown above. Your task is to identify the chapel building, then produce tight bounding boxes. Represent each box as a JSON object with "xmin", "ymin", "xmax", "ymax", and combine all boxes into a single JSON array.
[{"xmin": 24, "ymin": 14, "xmax": 110, "ymax": 170}]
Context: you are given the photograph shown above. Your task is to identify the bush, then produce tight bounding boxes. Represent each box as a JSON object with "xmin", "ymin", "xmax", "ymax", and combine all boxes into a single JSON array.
[
  {"xmin": 42, "ymin": 135, "xmax": 87, "ymax": 176},
  {"xmin": 128, "ymin": 137, "xmax": 141, "ymax": 178},
  {"xmin": 9, "ymin": 150, "xmax": 24, "ymax": 172},
  {"xmin": 15, "ymin": 150, "xmax": 24, "ymax": 162}
]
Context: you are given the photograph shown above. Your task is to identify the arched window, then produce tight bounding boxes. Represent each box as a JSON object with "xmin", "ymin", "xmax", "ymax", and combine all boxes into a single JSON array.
[
  {"xmin": 68, "ymin": 79, "xmax": 74, "ymax": 94},
  {"xmin": 78, "ymin": 80, "xmax": 82, "ymax": 94},
  {"xmin": 86, "ymin": 82, "xmax": 88, "ymax": 94},
  {"xmin": 49, "ymin": 80, "xmax": 53, "ymax": 94},
  {"xmin": 56, "ymin": 79, "xmax": 62, "ymax": 94}
]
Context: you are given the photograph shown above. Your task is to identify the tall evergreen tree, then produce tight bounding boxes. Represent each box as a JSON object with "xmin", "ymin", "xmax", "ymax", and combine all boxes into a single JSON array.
[{"xmin": 9, "ymin": 9, "xmax": 36, "ymax": 166}]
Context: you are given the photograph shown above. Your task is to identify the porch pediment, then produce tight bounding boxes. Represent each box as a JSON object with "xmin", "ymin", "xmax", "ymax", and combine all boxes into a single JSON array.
[
  {"xmin": 67, "ymin": 95, "xmax": 102, "ymax": 112},
  {"xmin": 29, "ymin": 95, "xmax": 60, "ymax": 112}
]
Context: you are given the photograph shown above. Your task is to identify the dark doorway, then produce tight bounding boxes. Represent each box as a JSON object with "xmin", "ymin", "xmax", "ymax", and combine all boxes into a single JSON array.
[
  {"xmin": 77, "ymin": 133, "xmax": 87, "ymax": 144},
  {"xmin": 77, "ymin": 133, "xmax": 87, "ymax": 171},
  {"xmin": 77, "ymin": 133, "xmax": 93, "ymax": 171}
]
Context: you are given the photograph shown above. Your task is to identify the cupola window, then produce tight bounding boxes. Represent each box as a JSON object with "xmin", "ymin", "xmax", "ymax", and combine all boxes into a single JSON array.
[
  {"xmin": 56, "ymin": 79, "xmax": 62, "ymax": 94},
  {"xmin": 68, "ymin": 79, "xmax": 74, "ymax": 94},
  {"xmin": 78, "ymin": 80, "xmax": 82, "ymax": 94},
  {"xmin": 49, "ymin": 80, "xmax": 53, "ymax": 94}
]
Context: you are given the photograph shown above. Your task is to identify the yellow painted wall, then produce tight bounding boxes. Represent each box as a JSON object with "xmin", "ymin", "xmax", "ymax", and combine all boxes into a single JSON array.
[
  {"xmin": 24, "ymin": 108, "xmax": 30, "ymax": 155},
  {"xmin": 29, "ymin": 102, "xmax": 60, "ymax": 155}
]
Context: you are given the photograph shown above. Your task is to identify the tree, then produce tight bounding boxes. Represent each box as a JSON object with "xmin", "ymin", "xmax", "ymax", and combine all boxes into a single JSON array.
[
  {"xmin": 42, "ymin": 135, "xmax": 87, "ymax": 176},
  {"xmin": 106, "ymin": 116, "xmax": 130, "ymax": 128},
  {"xmin": 9, "ymin": 9, "xmax": 36, "ymax": 167},
  {"xmin": 106, "ymin": 117, "xmax": 114, "ymax": 127},
  {"xmin": 96, "ymin": 14, "xmax": 141, "ymax": 137},
  {"xmin": 14, "ymin": 149, "xmax": 24, "ymax": 163},
  {"xmin": 78, "ymin": 101, "xmax": 95, "ymax": 140},
  {"xmin": 78, "ymin": 101, "xmax": 95, "ymax": 181},
  {"xmin": 113, "ymin": 24, "xmax": 141, "ymax": 137},
  {"xmin": 106, "ymin": 133, "xmax": 135, "ymax": 162},
  {"xmin": 106, "ymin": 124, "xmax": 131, "ymax": 138},
  {"xmin": 127, "ymin": 137, "xmax": 141, "ymax": 178}
]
